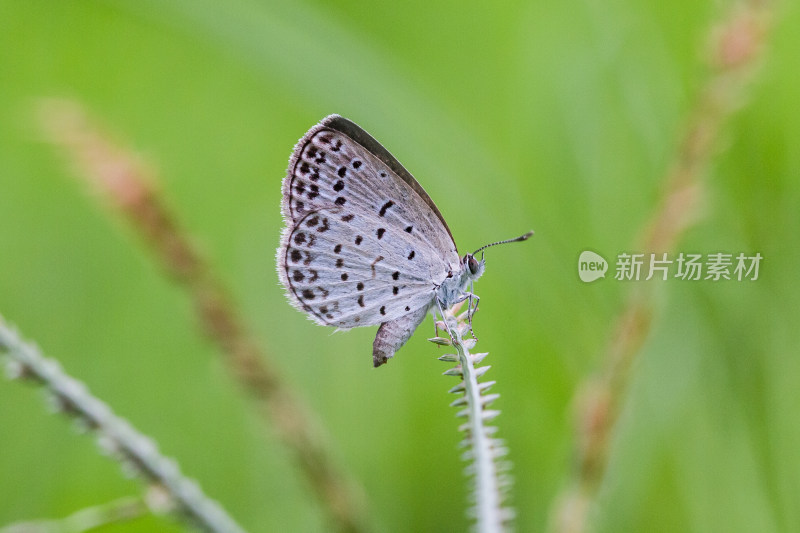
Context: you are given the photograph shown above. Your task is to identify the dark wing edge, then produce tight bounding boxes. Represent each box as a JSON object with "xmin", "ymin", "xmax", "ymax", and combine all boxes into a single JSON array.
[{"xmin": 321, "ymin": 114, "xmax": 458, "ymax": 251}]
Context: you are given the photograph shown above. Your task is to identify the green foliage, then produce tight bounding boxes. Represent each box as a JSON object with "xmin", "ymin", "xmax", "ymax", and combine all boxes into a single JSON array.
[{"xmin": 1, "ymin": 1, "xmax": 798, "ymax": 531}]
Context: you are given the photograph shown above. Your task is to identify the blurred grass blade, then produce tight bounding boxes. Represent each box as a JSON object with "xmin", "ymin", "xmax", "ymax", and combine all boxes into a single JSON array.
[{"xmin": 0, "ymin": 315, "xmax": 245, "ymax": 533}]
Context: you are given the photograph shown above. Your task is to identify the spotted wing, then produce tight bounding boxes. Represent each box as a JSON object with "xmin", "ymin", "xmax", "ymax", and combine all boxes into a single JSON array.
[
  {"xmin": 278, "ymin": 207, "xmax": 445, "ymax": 328},
  {"xmin": 277, "ymin": 115, "xmax": 461, "ymax": 328},
  {"xmin": 280, "ymin": 114, "xmax": 458, "ymax": 263}
]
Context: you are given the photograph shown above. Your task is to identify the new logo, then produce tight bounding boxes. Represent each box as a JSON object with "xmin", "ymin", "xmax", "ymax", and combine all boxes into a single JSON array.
[{"xmin": 578, "ymin": 250, "xmax": 608, "ymax": 283}]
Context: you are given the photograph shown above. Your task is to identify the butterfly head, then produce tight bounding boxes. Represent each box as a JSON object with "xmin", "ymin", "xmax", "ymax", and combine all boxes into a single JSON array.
[{"xmin": 462, "ymin": 253, "xmax": 486, "ymax": 281}]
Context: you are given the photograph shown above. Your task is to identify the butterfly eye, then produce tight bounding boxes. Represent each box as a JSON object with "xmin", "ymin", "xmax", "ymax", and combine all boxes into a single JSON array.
[{"xmin": 467, "ymin": 255, "xmax": 480, "ymax": 276}]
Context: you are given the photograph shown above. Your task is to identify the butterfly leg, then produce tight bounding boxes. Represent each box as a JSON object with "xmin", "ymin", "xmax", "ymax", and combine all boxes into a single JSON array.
[
  {"xmin": 438, "ymin": 293, "xmax": 479, "ymax": 341},
  {"xmin": 435, "ymin": 298, "xmax": 457, "ymax": 340},
  {"xmin": 462, "ymin": 291, "xmax": 480, "ymax": 341}
]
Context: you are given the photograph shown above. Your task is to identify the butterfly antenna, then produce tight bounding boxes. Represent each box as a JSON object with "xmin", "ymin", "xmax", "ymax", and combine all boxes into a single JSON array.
[{"xmin": 472, "ymin": 230, "xmax": 534, "ymax": 256}]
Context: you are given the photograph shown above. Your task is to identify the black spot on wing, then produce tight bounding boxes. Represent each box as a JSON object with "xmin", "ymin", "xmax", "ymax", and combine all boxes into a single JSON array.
[{"xmin": 379, "ymin": 201, "xmax": 394, "ymax": 217}]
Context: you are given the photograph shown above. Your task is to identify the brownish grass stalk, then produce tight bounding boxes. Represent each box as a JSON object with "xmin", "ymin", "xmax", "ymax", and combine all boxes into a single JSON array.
[
  {"xmin": 550, "ymin": 2, "xmax": 774, "ymax": 532},
  {"xmin": 38, "ymin": 100, "xmax": 368, "ymax": 533}
]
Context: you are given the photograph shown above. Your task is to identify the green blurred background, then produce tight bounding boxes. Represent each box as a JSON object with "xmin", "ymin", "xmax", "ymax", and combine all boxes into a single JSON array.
[{"xmin": 1, "ymin": 1, "xmax": 798, "ymax": 532}]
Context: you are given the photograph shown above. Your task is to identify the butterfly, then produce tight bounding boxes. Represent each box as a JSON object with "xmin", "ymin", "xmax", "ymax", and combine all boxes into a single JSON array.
[{"xmin": 276, "ymin": 115, "xmax": 531, "ymax": 367}]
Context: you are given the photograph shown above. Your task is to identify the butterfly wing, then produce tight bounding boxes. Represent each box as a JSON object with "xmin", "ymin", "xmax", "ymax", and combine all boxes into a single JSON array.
[
  {"xmin": 281, "ymin": 115, "xmax": 457, "ymax": 254},
  {"xmin": 372, "ymin": 305, "xmax": 429, "ymax": 367},
  {"xmin": 279, "ymin": 207, "xmax": 444, "ymax": 328},
  {"xmin": 277, "ymin": 115, "xmax": 460, "ymax": 329}
]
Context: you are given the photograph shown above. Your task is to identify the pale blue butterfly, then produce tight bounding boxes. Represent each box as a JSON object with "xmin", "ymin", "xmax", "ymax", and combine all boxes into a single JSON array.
[{"xmin": 277, "ymin": 115, "xmax": 531, "ymax": 366}]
